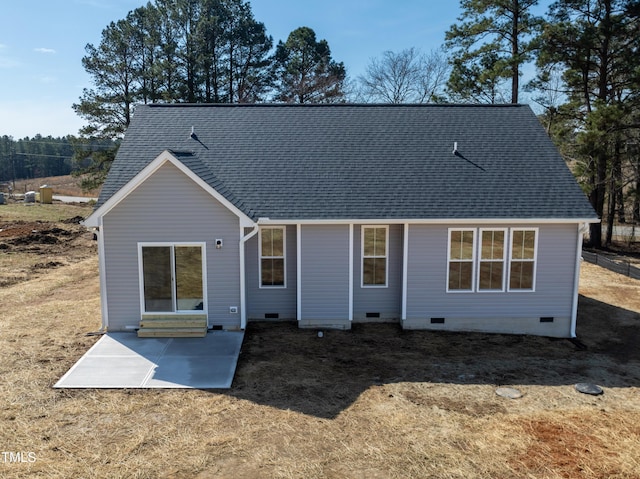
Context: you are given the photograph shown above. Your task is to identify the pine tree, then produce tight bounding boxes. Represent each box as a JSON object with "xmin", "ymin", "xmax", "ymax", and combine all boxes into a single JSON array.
[
  {"xmin": 534, "ymin": 0, "xmax": 640, "ymax": 247},
  {"xmin": 445, "ymin": 0, "xmax": 542, "ymax": 103},
  {"xmin": 272, "ymin": 27, "xmax": 346, "ymax": 104}
]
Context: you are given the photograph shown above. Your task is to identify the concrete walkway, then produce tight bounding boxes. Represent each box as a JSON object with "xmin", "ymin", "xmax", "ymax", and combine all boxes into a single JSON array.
[{"xmin": 54, "ymin": 331, "xmax": 244, "ymax": 389}]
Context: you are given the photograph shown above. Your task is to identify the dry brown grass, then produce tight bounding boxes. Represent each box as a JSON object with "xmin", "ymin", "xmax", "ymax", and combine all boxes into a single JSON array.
[
  {"xmin": 7, "ymin": 175, "xmax": 100, "ymax": 198},
  {"xmin": 1, "ymin": 207, "xmax": 640, "ymax": 478}
]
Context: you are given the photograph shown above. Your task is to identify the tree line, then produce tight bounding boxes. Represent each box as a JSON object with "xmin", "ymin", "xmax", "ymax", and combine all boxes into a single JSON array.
[
  {"xmin": 0, "ymin": 136, "xmax": 75, "ymax": 185},
  {"xmin": 61, "ymin": 0, "xmax": 640, "ymax": 248},
  {"xmin": 436, "ymin": 0, "xmax": 640, "ymax": 248},
  {"xmin": 74, "ymin": 0, "xmax": 346, "ymax": 139},
  {"xmin": 0, "ymin": 135, "xmax": 118, "ymax": 189}
]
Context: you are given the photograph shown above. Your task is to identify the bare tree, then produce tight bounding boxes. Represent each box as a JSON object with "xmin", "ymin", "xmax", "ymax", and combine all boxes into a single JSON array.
[{"xmin": 357, "ymin": 48, "xmax": 450, "ymax": 103}]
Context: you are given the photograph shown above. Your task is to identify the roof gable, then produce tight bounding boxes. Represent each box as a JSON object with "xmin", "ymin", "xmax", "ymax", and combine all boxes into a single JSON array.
[
  {"xmin": 95, "ymin": 104, "xmax": 598, "ymax": 223},
  {"xmin": 84, "ymin": 150, "xmax": 254, "ymax": 227}
]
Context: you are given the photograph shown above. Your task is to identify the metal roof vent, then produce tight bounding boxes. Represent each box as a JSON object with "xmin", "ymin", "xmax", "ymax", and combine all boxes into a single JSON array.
[
  {"xmin": 453, "ymin": 141, "xmax": 458, "ymax": 155},
  {"xmin": 190, "ymin": 126, "xmax": 197, "ymax": 139}
]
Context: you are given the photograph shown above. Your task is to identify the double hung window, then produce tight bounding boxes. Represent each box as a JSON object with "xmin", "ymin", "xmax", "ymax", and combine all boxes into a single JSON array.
[
  {"xmin": 362, "ymin": 226, "xmax": 388, "ymax": 287},
  {"xmin": 447, "ymin": 229, "xmax": 476, "ymax": 291},
  {"xmin": 478, "ymin": 229, "xmax": 506, "ymax": 291},
  {"xmin": 447, "ymin": 228, "xmax": 537, "ymax": 292},
  {"xmin": 509, "ymin": 229, "xmax": 537, "ymax": 291},
  {"xmin": 260, "ymin": 227, "xmax": 285, "ymax": 287}
]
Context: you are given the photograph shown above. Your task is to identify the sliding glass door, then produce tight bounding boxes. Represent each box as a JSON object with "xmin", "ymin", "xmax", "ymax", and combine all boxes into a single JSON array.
[{"xmin": 140, "ymin": 244, "xmax": 205, "ymax": 313}]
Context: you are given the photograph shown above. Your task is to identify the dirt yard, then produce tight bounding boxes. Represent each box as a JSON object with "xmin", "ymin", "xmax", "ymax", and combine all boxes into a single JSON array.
[
  {"xmin": 4, "ymin": 174, "xmax": 100, "ymax": 198},
  {"xmin": 0, "ymin": 202, "xmax": 96, "ymax": 287},
  {"xmin": 1, "ymin": 203, "xmax": 639, "ymax": 478}
]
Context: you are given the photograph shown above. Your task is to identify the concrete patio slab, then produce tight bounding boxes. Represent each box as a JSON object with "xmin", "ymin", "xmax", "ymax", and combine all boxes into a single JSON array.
[{"xmin": 54, "ymin": 331, "xmax": 244, "ymax": 389}]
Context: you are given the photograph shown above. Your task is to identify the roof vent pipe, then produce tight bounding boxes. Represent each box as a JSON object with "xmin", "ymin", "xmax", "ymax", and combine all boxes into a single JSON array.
[
  {"xmin": 190, "ymin": 126, "xmax": 196, "ymax": 139},
  {"xmin": 452, "ymin": 141, "xmax": 458, "ymax": 155}
]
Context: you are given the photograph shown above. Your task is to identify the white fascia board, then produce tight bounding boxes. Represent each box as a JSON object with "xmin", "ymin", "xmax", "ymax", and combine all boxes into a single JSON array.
[
  {"xmin": 83, "ymin": 150, "xmax": 256, "ymax": 228},
  {"xmin": 256, "ymin": 217, "xmax": 600, "ymax": 226}
]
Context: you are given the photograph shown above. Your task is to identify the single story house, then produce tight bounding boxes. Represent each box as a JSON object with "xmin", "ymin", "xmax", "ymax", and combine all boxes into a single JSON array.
[{"xmin": 83, "ymin": 103, "xmax": 598, "ymax": 338}]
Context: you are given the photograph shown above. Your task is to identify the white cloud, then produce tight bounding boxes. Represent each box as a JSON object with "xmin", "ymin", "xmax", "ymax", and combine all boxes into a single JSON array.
[{"xmin": 34, "ymin": 47, "xmax": 57, "ymax": 54}]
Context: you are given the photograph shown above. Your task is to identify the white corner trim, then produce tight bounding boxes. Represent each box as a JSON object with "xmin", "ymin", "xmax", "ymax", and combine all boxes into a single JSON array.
[{"xmin": 84, "ymin": 150, "xmax": 255, "ymax": 228}]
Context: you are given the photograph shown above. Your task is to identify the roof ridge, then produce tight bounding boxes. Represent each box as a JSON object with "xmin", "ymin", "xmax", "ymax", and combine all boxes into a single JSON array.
[{"xmin": 144, "ymin": 102, "xmax": 528, "ymax": 109}]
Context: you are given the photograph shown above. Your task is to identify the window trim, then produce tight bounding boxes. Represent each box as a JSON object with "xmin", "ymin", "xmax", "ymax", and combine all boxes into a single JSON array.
[
  {"xmin": 361, "ymin": 225, "xmax": 389, "ymax": 288},
  {"xmin": 446, "ymin": 227, "xmax": 540, "ymax": 294},
  {"xmin": 507, "ymin": 227, "xmax": 538, "ymax": 292},
  {"xmin": 477, "ymin": 228, "xmax": 507, "ymax": 293},
  {"xmin": 446, "ymin": 228, "xmax": 476, "ymax": 293},
  {"xmin": 137, "ymin": 242, "xmax": 208, "ymax": 314},
  {"xmin": 259, "ymin": 226, "xmax": 286, "ymax": 289}
]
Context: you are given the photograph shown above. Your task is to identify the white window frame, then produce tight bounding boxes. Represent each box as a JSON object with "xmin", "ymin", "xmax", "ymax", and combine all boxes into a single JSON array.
[
  {"xmin": 446, "ymin": 228, "xmax": 476, "ymax": 293},
  {"xmin": 259, "ymin": 226, "xmax": 286, "ymax": 288},
  {"xmin": 137, "ymin": 242, "xmax": 208, "ymax": 314},
  {"xmin": 477, "ymin": 228, "xmax": 507, "ymax": 293},
  {"xmin": 507, "ymin": 227, "xmax": 539, "ymax": 292},
  {"xmin": 361, "ymin": 225, "xmax": 389, "ymax": 288}
]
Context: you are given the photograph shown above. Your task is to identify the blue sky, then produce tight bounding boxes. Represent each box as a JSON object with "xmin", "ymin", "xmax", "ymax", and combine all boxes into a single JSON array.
[{"xmin": 0, "ymin": 0, "xmax": 550, "ymax": 139}]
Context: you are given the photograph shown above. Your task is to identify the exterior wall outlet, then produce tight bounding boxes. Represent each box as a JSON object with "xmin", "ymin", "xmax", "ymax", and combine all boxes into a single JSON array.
[
  {"xmin": 215, "ymin": 239, "xmax": 223, "ymax": 249},
  {"xmin": 229, "ymin": 306, "xmax": 238, "ymax": 314}
]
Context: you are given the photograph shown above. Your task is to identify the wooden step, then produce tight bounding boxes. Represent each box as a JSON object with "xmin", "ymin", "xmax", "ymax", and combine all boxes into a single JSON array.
[
  {"xmin": 137, "ymin": 313, "xmax": 208, "ymax": 338},
  {"xmin": 137, "ymin": 327, "xmax": 207, "ymax": 338},
  {"xmin": 139, "ymin": 318, "xmax": 207, "ymax": 329},
  {"xmin": 141, "ymin": 314, "xmax": 207, "ymax": 321}
]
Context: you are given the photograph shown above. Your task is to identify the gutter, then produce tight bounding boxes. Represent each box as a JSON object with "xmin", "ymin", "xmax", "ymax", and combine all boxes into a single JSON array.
[
  {"xmin": 256, "ymin": 217, "xmax": 600, "ymax": 226},
  {"xmin": 570, "ymin": 222, "xmax": 590, "ymax": 338}
]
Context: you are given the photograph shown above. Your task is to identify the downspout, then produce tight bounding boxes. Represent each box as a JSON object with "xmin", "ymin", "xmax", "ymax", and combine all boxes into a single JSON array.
[
  {"xmin": 94, "ymin": 219, "xmax": 109, "ymax": 332},
  {"xmin": 348, "ymin": 224, "xmax": 354, "ymax": 322},
  {"xmin": 297, "ymin": 224, "xmax": 302, "ymax": 322},
  {"xmin": 401, "ymin": 223, "xmax": 409, "ymax": 322},
  {"xmin": 239, "ymin": 224, "xmax": 259, "ymax": 330},
  {"xmin": 570, "ymin": 222, "xmax": 590, "ymax": 337}
]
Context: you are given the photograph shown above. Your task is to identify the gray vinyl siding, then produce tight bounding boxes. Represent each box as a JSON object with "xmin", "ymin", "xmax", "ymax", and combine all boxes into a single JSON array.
[
  {"xmin": 102, "ymin": 162, "xmax": 242, "ymax": 331},
  {"xmin": 300, "ymin": 225, "xmax": 350, "ymax": 322},
  {"xmin": 405, "ymin": 224, "xmax": 579, "ymax": 337},
  {"xmin": 353, "ymin": 225, "xmax": 403, "ymax": 321},
  {"xmin": 245, "ymin": 226, "xmax": 297, "ymax": 320}
]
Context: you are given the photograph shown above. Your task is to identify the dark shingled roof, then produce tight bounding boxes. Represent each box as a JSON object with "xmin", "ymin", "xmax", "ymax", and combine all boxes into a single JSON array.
[{"xmin": 97, "ymin": 103, "xmax": 597, "ymax": 221}]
